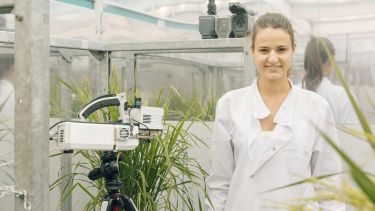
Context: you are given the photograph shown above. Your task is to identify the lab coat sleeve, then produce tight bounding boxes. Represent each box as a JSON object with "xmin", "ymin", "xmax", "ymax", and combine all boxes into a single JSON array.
[
  {"xmin": 205, "ymin": 97, "xmax": 235, "ymax": 211},
  {"xmin": 310, "ymin": 102, "xmax": 346, "ymax": 210}
]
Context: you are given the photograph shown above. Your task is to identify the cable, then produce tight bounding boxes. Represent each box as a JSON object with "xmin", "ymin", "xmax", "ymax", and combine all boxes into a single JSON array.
[
  {"xmin": 49, "ymin": 120, "xmax": 68, "ymax": 141},
  {"xmin": 101, "ymin": 117, "xmax": 152, "ymax": 137},
  {"xmin": 127, "ymin": 107, "xmax": 152, "ymax": 137},
  {"xmin": 131, "ymin": 119, "xmax": 151, "ymax": 137},
  {"xmin": 49, "ymin": 120, "xmax": 68, "ymax": 130}
]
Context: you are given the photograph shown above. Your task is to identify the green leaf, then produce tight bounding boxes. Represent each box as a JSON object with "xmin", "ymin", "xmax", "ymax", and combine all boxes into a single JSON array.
[{"xmin": 319, "ymin": 129, "xmax": 375, "ymax": 205}]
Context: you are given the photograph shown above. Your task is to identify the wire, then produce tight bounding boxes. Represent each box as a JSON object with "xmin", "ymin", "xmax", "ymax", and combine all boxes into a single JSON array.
[
  {"xmin": 49, "ymin": 120, "xmax": 86, "ymax": 141},
  {"xmin": 131, "ymin": 119, "xmax": 151, "ymax": 137},
  {"xmin": 107, "ymin": 117, "xmax": 152, "ymax": 137},
  {"xmin": 127, "ymin": 107, "xmax": 152, "ymax": 137},
  {"xmin": 49, "ymin": 120, "xmax": 68, "ymax": 130}
]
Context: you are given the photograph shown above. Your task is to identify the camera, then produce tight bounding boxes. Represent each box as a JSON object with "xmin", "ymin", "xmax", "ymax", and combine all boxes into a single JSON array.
[
  {"xmin": 199, "ymin": 1, "xmax": 256, "ymax": 39},
  {"xmin": 199, "ymin": 15, "xmax": 217, "ymax": 39},
  {"xmin": 229, "ymin": 2, "xmax": 256, "ymax": 38},
  {"xmin": 215, "ymin": 16, "xmax": 232, "ymax": 38},
  {"xmin": 198, "ymin": 0, "xmax": 218, "ymax": 39}
]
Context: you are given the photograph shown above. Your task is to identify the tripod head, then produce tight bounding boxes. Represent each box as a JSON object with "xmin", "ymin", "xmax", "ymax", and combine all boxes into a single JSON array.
[
  {"xmin": 88, "ymin": 151, "xmax": 122, "ymax": 192},
  {"xmin": 88, "ymin": 151, "xmax": 137, "ymax": 211}
]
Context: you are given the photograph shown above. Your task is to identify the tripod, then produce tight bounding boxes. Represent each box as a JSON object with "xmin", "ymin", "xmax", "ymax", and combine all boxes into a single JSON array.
[{"xmin": 88, "ymin": 151, "xmax": 138, "ymax": 211}]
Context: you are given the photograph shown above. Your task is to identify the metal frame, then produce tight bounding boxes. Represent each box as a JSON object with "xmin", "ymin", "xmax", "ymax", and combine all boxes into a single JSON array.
[
  {"xmin": 0, "ymin": 31, "xmax": 107, "ymax": 51},
  {"xmin": 108, "ymin": 38, "xmax": 248, "ymax": 52},
  {"xmin": 12, "ymin": 1, "xmax": 50, "ymax": 211},
  {"xmin": 57, "ymin": 52, "xmax": 73, "ymax": 211}
]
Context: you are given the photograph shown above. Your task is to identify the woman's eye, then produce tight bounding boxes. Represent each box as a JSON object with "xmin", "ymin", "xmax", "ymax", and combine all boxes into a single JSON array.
[
  {"xmin": 278, "ymin": 48, "xmax": 287, "ymax": 52},
  {"xmin": 259, "ymin": 49, "xmax": 268, "ymax": 53}
]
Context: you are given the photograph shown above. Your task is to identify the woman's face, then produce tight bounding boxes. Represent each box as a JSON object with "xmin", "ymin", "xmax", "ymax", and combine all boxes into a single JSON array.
[{"xmin": 252, "ymin": 27, "xmax": 295, "ymax": 82}]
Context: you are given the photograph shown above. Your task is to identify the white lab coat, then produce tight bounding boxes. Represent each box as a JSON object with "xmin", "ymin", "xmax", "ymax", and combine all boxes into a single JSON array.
[
  {"xmin": 297, "ymin": 77, "xmax": 358, "ymax": 125},
  {"xmin": 206, "ymin": 79, "xmax": 345, "ymax": 211},
  {"xmin": 315, "ymin": 77, "xmax": 358, "ymax": 125}
]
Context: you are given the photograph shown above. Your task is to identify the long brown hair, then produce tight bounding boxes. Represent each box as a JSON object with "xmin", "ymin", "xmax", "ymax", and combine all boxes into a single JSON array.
[{"xmin": 302, "ymin": 37, "xmax": 335, "ymax": 91}]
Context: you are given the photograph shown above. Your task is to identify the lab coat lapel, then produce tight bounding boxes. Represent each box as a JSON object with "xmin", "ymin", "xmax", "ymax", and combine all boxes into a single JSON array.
[
  {"xmin": 247, "ymin": 119, "xmax": 261, "ymax": 167},
  {"xmin": 247, "ymin": 80, "xmax": 269, "ymax": 167},
  {"xmin": 248, "ymin": 81, "xmax": 295, "ymax": 175}
]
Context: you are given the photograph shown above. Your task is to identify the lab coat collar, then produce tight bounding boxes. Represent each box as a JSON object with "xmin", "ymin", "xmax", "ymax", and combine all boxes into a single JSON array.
[
  {"xmin": 320, "ymin": 77, "xmax": 333, "ymax": 87},
  {"xmin": 250, "ymin": 78, "xmax": 295, "ymax": 127}
]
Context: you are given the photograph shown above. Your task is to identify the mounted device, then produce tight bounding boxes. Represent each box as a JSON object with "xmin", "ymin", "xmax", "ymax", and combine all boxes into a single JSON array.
[
  {"xmin": 50, "ymin": 93, "xmax": 164, "ymax": 211},
  {"xmin": 54, "ymin": 93, "xmax": 163, "ymax": 152},
  {"xmin": 229, "ymin": 2, "xmax": 256, "ymax": 38},
  {"xmin": 199, "ymin": 1, "xmax": 256, "ymax": 39}
]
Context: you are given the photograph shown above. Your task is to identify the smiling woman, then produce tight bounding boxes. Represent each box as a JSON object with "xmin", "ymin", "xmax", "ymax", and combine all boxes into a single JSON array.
[
  {"xmin": 252, "ymin": 27, "xmax": 294, "ymax": 81},
  {"xmin": 250, "ymin": 14, "xmax": 295, "ymax": 132},
  {"xmin": 206, "ymin": 13, "xmax": 346, "ymax": 211}
]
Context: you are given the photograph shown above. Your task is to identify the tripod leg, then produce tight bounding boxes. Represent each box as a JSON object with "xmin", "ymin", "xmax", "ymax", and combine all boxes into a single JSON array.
[
  {"xmin": 123, "ymin": 196, "xmax": 138, "ymax": 211},
  {"xmin": 100, "ymin": 199, "xmax": 109, "ymax": 211},
  {"xmin": 106, "ymin": 198, "xmax": 121, "ymax": 211}
]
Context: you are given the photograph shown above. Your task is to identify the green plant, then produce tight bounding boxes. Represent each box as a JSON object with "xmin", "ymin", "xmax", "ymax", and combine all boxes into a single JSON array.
[
  {"xmin": 150, "ymin": 84, "xmax": 218, "ymax": 122},
  {"xmin": 51, "ymin": 69, "xmax": 209, "ymax": 210}
]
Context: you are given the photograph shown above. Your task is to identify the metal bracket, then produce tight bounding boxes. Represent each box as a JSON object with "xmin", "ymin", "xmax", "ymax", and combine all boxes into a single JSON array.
[
  {"xmin": 89, "ymin": 50, "xmax": 106, "ymax": 61},
  {"xmin": 57, "ymin": 48, "xmax": 73, "ymax": 63}
]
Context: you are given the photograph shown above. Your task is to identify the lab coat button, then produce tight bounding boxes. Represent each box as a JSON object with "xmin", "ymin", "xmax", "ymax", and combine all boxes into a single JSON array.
[
  {"xmin": 272, "ymin": 146, "xmax": 276, "ymax": 151},
  {"xmin": 250, "ymin": 174, "xmax": 254, "ymax": 178}
]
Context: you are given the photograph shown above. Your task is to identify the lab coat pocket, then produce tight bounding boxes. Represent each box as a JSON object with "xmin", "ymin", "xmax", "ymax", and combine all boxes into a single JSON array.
[{"xmin": 280, "ymin": 144, "xmax": 311, "ymax": 177}]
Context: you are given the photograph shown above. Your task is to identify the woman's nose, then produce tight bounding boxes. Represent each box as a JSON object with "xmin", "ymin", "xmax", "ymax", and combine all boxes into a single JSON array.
[{"xmin": 268, "ymin": 51, "xmax": 278, "ymax": 63}]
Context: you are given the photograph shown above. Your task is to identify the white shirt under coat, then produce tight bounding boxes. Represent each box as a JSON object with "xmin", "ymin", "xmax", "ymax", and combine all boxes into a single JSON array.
[{"xmin": 206, "ymin": 79, "xmax": 345, "ymax": 211}]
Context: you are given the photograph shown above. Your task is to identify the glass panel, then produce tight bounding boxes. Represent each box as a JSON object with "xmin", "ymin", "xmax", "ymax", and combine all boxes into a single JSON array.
[
  {"xmin": 349, "ymin": 37, "xmax": 375, "ymax": 123},
  {"xmin": 0, "ymin": 14, "xmax": 14, "ymax": 32},
  {"xmin": 50, "ymin": 51, "xmax": 107, "ymax": 119},
  {"xmin": 114, "ymin": 52, "xmax": 246, "ymax": 121}
]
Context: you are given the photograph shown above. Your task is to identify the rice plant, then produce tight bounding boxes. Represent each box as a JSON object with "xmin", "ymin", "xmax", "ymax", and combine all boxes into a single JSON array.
[{"xmin": 150, "ymin": 84, "xmax": 218, "ymax": 122}]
